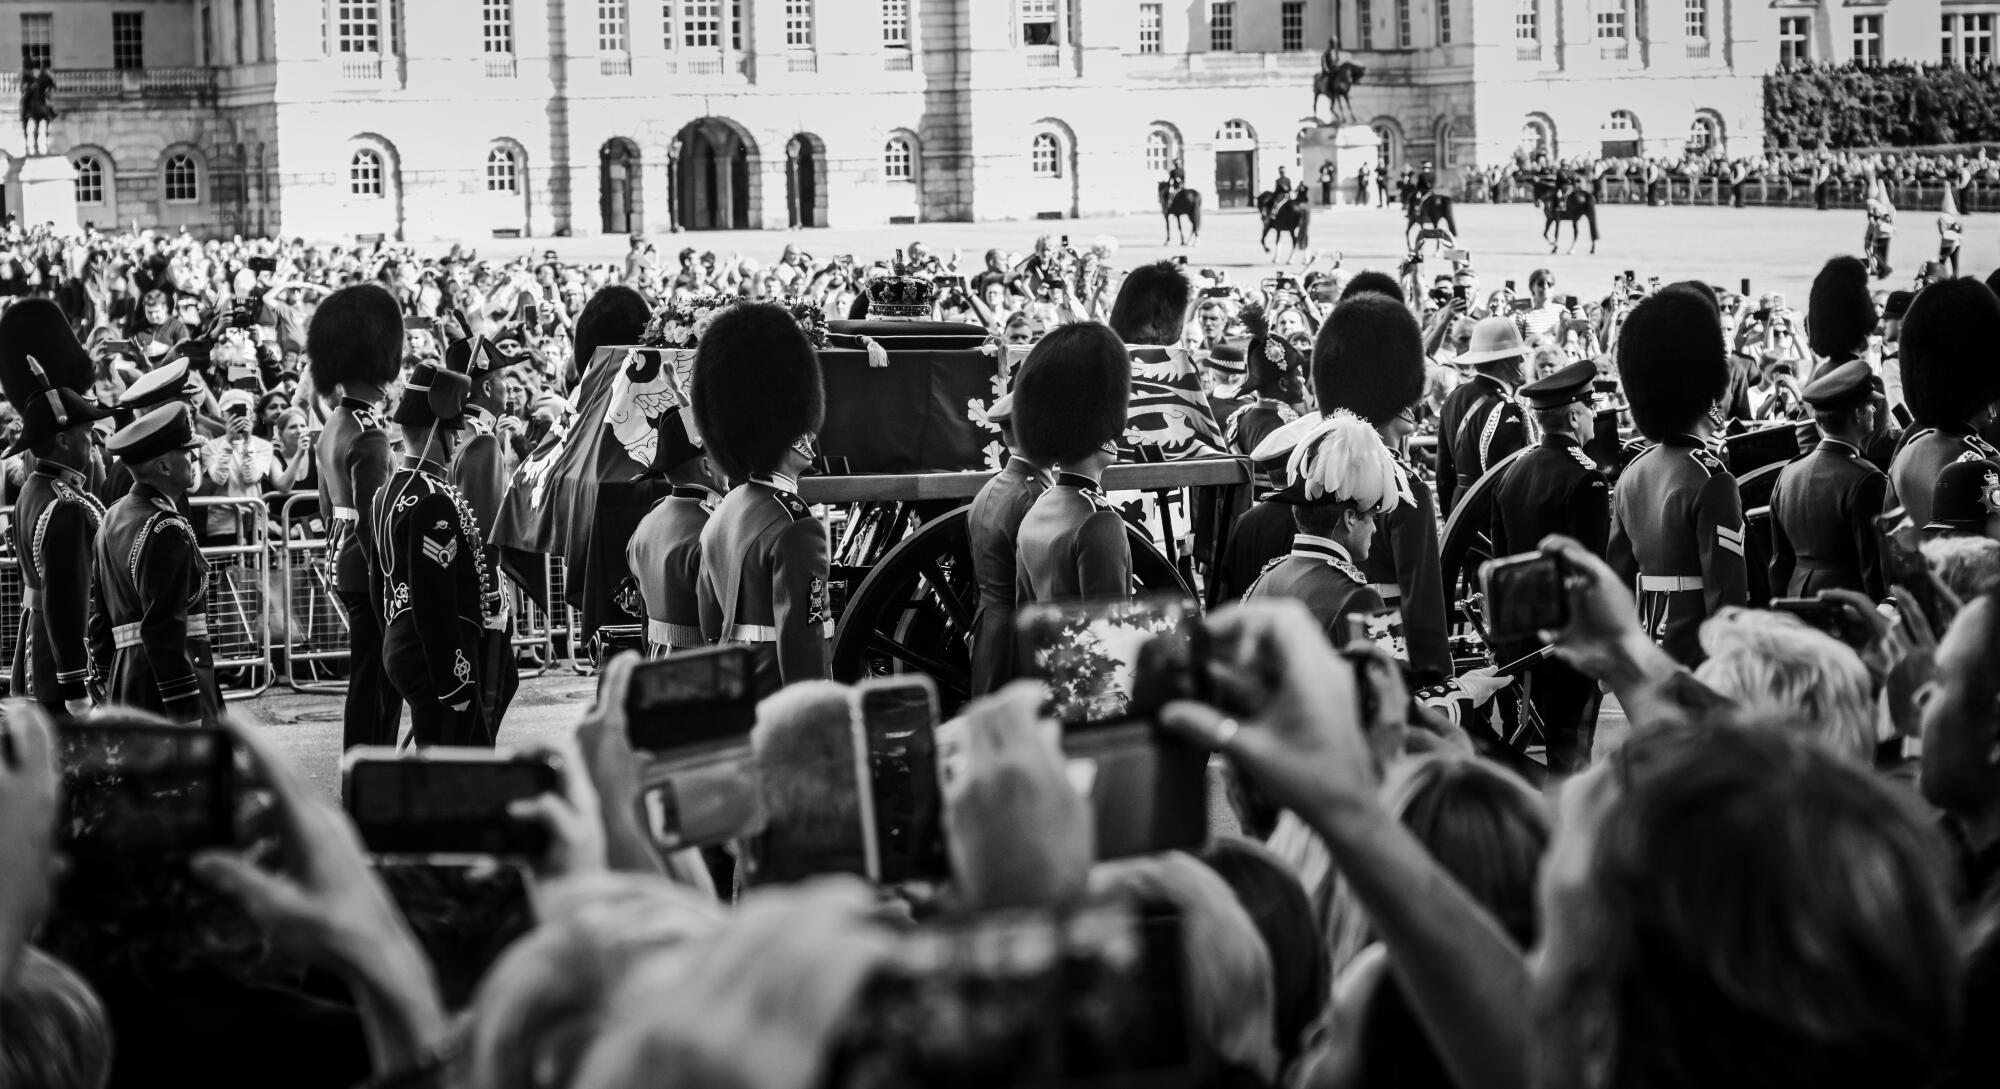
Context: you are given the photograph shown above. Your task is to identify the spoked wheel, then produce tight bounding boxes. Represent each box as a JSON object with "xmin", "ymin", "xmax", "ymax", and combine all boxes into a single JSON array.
[
  {"xmin": 830, "ymin": 505, "xmax": 1191, "ymax": 716},
  {"xmin": 1437, "ymin": 449, "xmax": 1547, "ymax": 780}
]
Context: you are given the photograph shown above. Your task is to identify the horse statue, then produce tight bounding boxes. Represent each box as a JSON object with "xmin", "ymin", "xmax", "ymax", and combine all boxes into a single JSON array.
[
  {"xmin": 1158, "ymin": 180, "xmax": 1202, "ymax": 246},
  {"xmin": 1534, "ymin": 178, "xmax": 1600, "ymax": 254},
  {"xmin": 1403, "ymin": 190, "xmax": 1458, "ymax": 248},
  {"xmin": 1312, "ymin": 40, "xmax": 1365, "ymax": 124},
  {"xmin": 19, "ymin": 66, "xmax": 56, "ymax": 156},
  {"xmin": 1259, "ymin": 186, "xmax": 1312, "ymax": 264}
]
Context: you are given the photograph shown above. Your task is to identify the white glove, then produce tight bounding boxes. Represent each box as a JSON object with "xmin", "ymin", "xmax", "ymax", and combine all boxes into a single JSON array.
[
  {"xmin": 1454, "ymin": 666, "xmax": 1515, "ymax": 708},
  {"xmin": 64, "ymin": 696, "xmax": 92, "ymax": 718}
]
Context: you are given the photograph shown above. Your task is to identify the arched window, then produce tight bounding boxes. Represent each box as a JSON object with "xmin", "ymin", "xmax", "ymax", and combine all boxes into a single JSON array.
[
  {"xmin": 74, "ymin": 155, "xmax": 105, "ymax": 204},
  {"xmin": 486, "ymin": 145, "xmax": 521, "ymax": 193},
  {"xmin": 1145, "ymin": 128, "xmax": 1175, "ymax": 174},
  {"xmin": 1031, "ymin": 132, "xmax": 1061, "ymax": 177},
  {"xmin": 1435, "ymin": 119, "xmax": 1456, "ymax": 168},
  {"xmin": 1601, "ymin": 110, "xmax": 1640, "ymax": 157},
  {"xmin": 884, "ymin": 136, "xmax": 914, "ymax": 181},
  {"xmin": 1687, "ymin": 112, "xmax": 1723, "ymax": 155},
  {"xmin": 163, "ymin": 153, "xmax": 199, "ymax": 203},
  {"xmin": 350, "ymin": 149, "xmax": 385, "ymax": 197},
  {"xmin": 1216, "ymin": 119, "xmax": 1255, "ymax": 146},
  {"xmin": 1521, "ymin": 115, "xmax": 1555, "ymax": 158},
  {"xmin": 1371, "ymin": 122, "xmax": 1400, "ymax": 170}
]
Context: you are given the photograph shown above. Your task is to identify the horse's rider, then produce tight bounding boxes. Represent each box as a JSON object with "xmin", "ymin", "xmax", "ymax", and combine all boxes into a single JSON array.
[{"xmin": 1166, "ymin": 156, "xmax": 1186, "ymax": 199}]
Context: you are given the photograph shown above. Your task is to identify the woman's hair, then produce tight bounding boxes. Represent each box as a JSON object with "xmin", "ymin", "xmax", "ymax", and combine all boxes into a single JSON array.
[
  {"xmin": 1694, "ymin": 608, "xmax": 1876, "ymax": 763},
  {"xmin": 0, "ymin": 948, "xmax": 112, "ymax": 1089},
  {"xmin": 1197, "ymin": 837, "xmax": 1328, "ymax": 1072},
  {"xmin": 1922, "ymin": 535, "xmax": 2000, "ymax": 601}
]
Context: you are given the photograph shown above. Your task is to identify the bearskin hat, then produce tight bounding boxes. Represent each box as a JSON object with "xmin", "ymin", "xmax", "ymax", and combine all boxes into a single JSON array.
[
  {"xmin": 574, "ymin": 285, "xmax": 652, "ymax": 381},
  {"xmin": 1011, "ymin": 322, "xmax": 1132, "ymax": 466},
  {"xmin": 1807, "ymin": 256, "xmax": 1878, "ymax": 358},
  {"xmin": 1310, "ymin": 293, "xmax": 1424, "ymax": 426},
  {"xmin": 305, "ymin": 284, "xmax": 402, "ymax": 395},
  {"xmin": 1107, "ymin": 260, "xmax": 1192, "ymax": 346},
  {"xmin": 691, "ymin": 302, "xmax": 824, "ymax": 481},
  {"xmin": 1900, "ymin": 277, "xmax": 2000, "ymax": 427},
  {"xmin": 0, "ymin": 299, "xmax": 93, "ymax": 395},
  {"xmin": 1618, "ymin": 285, "xmax": 1729, "ymax": 441},
  {"xmin": 1339, "ymin": 270, "xmax": 1404, "ymax": 304},
  {"xmin": 1238, "ymin": 303, "xmax": 1306, "ymax": 401}
]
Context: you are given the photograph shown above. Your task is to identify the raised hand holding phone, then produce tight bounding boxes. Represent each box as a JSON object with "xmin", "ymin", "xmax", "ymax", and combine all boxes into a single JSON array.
[{"xmin": 939, "ymin": 681, "xmax": 1093, "ymax": 911}]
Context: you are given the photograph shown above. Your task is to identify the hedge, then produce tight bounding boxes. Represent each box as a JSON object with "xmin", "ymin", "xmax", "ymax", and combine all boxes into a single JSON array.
[{"xmin": 1764, "ymin": 62, "xmax": 2000, "ymax": 151}]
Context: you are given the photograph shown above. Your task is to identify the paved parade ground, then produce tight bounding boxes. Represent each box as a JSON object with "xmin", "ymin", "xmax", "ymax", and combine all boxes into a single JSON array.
[{"xmin": 247, "ymin": 198, "xmax": 1960, "ymax": 794}]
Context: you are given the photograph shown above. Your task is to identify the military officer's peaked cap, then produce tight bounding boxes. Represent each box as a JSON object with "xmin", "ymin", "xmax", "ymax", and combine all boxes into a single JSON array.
[
  {"xmin": 107, "ymin": 402, "xmax": 204, "ymax": 463},
  {"xmin": 121, "ymin": 359, "xmax": 199, "ymax": 411},
  {"xmin": 1520, "ymin": 360, "xmax": 1600, "ymax": 410},
  {"xmin": 1801, "ymin": 359, "xmax": 1879, "ymax": 410}
]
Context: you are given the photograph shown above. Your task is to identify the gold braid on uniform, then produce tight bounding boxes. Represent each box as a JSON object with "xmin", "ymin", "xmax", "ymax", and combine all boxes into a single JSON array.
[
  {"xmin": 437, "ymin": 478, "xmax": 499, "ymax": 619},
  {"xmin": 33, "ymin": 480, "xmax": 105, "ymax": 584}
]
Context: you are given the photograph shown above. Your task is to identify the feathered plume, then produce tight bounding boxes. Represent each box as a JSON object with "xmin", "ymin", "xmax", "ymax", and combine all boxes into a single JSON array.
[
  {"xmin": 1942, "ymin": 182, "xmax": 1961, "ymax": 221},
  {"xmin": 1286, "ymin": 409, "xmax": 1402, "ymax": 514},
  {"xmin": 1238, "ymin": 300, "xmax": 1271, "ymax": 345}
]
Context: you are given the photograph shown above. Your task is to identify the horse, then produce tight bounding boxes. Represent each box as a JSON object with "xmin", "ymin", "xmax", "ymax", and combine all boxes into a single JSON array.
[
  {"xmin": 1259, "ymin": 189, "xmax": 1311, "ymax": 264},
  {"xmin": 1158, "ymin": 181, "xmax": 1202, "ymax": 245},
  {"xmin": 1537, "ymin": 184, "xmax": 1600, "ymax": 254},
  {"xmin": 1312, "ymin": 60, "xmax": 1366, "ymax": 124},
  {"xmin": 1403, "ymin": 191, "xmax": 1458, "ymax": 247}
]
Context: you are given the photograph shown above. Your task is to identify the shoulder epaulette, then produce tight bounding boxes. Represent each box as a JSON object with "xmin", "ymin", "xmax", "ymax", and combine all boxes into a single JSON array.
[
  {"xmin": 1969, "ymin": 433, "xmax": 2000, "ymax": 458},
  {"xmin": 1224, "ymin": 403, "xmax": 1254, "ymax": 444},
  {"xmin": 772, "ymin": 489, "xmax": 811, "ymax": 522},
  {"xmin": 1686, "ymin": 446, "xmax": 1724, "ymax": 477},
  {"xmin": 1568, "ymin": 447, "xmax": 1600, "ymax": 473}
]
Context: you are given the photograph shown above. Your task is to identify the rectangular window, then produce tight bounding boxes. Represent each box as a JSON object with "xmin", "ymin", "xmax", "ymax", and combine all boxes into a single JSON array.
[
  {"xmin": 482, "ymin": 0, "xmax": 513, "ymax": 53},
  {"xmin": 1594, "ymin": 0, "xmax": 1625, "ymax": 40},
  {"xmin": 1396, "ymin": 0, "xmax": 1410, "ymax": 48},
  {"xmin": 1210, "ymin": 1, "xmax": 1234, "ymax": 51},
  {"xmin": 113, "ymin": 11, "xmax": 145, "ymax": 69},
  {"xmin": 336, "ymin": 1, "xmax": 380, "ymax": 53},
  {"xmin": 784, "ymin": 0, "xmax": 812, "ymax": 48},
  {"xmin": 20, "ymin": 12, "xmax": 50, "ymax": 70},
  {"xmin": 1356, "ymin": 0, "xmax": 1372, "ymax": 50},
  {"xmin": 1020, "ymin": 0, "xmax": 1055, "ymax": 47},
  {"xmin": 1944, "ymin": 13, "xmax": 1994, "ymax": 66},
  {"xmin": 597, "ymin": 0, "xmax": 628, "ymax": 51},
  {"xmin": 684, "ymin": 0, "xmax": 719, "ymax": 47},
  {"xmin": 731, "ymin": 0, "xmax": 741, "ymax": 50},
  {"xmin": 883, "ymin": 0, "xmax": 909, "ymax": 47},
  {"xmin": 1281, "ymin": 1, "xmax": 1305, "ymax": 51},
  {"xmin": 1138, "ymin": 2, "xmax": 1162, "ymax": 53},
  {"xmin": 1779, "ymin": 15, "xmax": 1809, "ymax": 64},
  {"xmin": 1438, "ymin": 0, "xmax": 1451, "ymax": 45},
  {"xmin": 1852, "ymin": 13, "xmax": 1880, "ymax": 63},
  {"xmin": 1683, "ymin": 0, "xmax": 1705, "ymax": 40},
  {"xmin": 1516, "ymin": 0, "xmax": 1537, "ymax": 41}
]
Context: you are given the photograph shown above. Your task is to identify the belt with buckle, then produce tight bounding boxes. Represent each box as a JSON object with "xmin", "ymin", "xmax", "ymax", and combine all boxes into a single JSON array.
[
  {"xmin": 1638, "ymin": 575, "xmax": 1704, "ymax": 593},
  {"xmin": 112, "ymin": 616, "xmax": 208, "ymax": 648}
]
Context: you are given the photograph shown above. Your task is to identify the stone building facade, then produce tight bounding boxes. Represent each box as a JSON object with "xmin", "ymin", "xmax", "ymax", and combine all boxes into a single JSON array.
[{"xmin": 3, "ymin": 0, "xmax": 1938, "ymax": 240}]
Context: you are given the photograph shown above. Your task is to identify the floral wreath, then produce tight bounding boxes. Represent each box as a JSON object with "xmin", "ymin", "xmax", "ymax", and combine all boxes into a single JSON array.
[{"xmin": 639, "ymin": 295, "xmax": 830, "ymax": 350}]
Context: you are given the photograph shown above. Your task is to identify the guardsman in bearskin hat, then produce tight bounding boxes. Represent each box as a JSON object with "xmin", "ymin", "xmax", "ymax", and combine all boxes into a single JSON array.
[
  {"xmin": 693, "ymin": 302, "xmax": 832, "ymax": 696},
  {"xmin": 1608, "ymin": 286, "xmax": 1748, "ymax": 666},
  {"xmin": 626, "ymin": 404, "xmax": 720, "ymax": 657},
  {"xmin": 375, "ymin": 358, "xmax": 494, "ymax": 746},
  {"xmin": 87, "ymin": 403, "xmax": 222, "ymax": 723},
  {"xmin": 445, "ymin": 325, "xmax": 522, "ymax": 726},
  {"xmin": 1, "ymin": 299, "xmax": 113, "ymax": 717},
  {"xmin": 310, "ymin": 284, "xmax": 405, "ymax": 748},
  {"xmin": 1013, "ymin": 323, "xmax": 1135, "ymax": 609},
  {"xmin": 1312, "ymin": 292, "xmax": 1449, "ymax": 683},
  {"xmin": 1244, "ymin": 411, "xmax": 1400, "ymax": 644},
  {"xmin": 1436, "ymin": 315, "xmax": 1532, "ymax": 514},
  {"xmin": 1223, "ymin": 303, "xmax": 1305, "ymax": 486},
  {"xmin": 1887, "ymin": 278, "xmax": 2000, "ymax": 528},
  {"xmin": 1769, "ymin": 360, "xmax": 1889, "ymax": 601},
  {"xmin": 967, "ymin": 392, "xmax": 1051, "ymax": 695},
  {"xmin": 1491, "ymin": 360, "xmax": 1612, "ymax": 773}
]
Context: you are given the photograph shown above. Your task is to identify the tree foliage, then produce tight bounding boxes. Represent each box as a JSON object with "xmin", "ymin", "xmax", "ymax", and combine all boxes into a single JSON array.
[{"xmin": 1765, "ymin": 63, "xmax": 2000, "ymax": 151}]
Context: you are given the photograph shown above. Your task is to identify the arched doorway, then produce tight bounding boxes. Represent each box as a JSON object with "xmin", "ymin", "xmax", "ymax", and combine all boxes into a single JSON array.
[
  {"xmin": 1214, "ymin": 119, "xmax": 1257, "ymax": 208},
  {"xmin": 1600, "ymin": 110, "xmax": 1641, "ymax": 159},
  {"xmin": 674, "ymin": 118, "xmax": 760, "ymax": 231},
  {"xmin": 787, "ymin": 133, "xmax": 825, "ymax": 229},
  {"xmin": 600, "ymin": 138, "xmax": 642, "ymax": 234}
]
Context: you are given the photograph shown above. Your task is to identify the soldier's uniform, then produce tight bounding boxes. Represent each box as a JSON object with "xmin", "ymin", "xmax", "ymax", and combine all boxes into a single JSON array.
[
  {"xmin": 87, "ymin": 404, "xmax": 222, "ymax": 724},
  {"xmin": 626, "ymin": 405, "xmax": 714, "ymax": 657},
  {"xmin": 1015, "ymin": 473, "xmax": 1132, "ymax": 607},
  {"xmin": 967, "ymin": 393, "xmax": 1050, "ymax": 695},
  {"xmin": 697, "ymin": 471, "xmax": 832, "ymax": 696},
  {"xmin": 1491, "ymin": 362, "xmax": 1611, "ymax": 773},
  {"xmin": 0, "ymin": 300, "xmax": 116, "ymax": 715},
  {"xmin": 376, "ymin": 360, "xmax": 493, "ymax": 746},
  {"xmin": 1436, "ymin": 332, "xmax": 1531, "ymax": 513},
  {"xmin": 1244, "ymin": 535, "xmax": 1386, "ymax": 647},
  {"xmin": 1608, "ymin": 438, "xmax": 1748, "ymax": 665},
  {"xmin": 318, "ymin": 391, "xmax": 400, "ymax": 748},
  {"xmin": 1769, "ymin": 362, "xmax": 1889, "ymax": 600},
  {"xmin": 1226, "ymin": 313, "xmax": 1307, "ymax": 492},
  {"xmin": 450, "ymin": 334, "xmax": 525, "ymax": 724},
  {"xmin": 1366, "ymin": 449, "xmax": 1450, "ymax": 682}
]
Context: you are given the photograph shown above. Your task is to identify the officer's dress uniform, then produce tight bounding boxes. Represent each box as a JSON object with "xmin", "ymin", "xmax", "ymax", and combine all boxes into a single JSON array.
[
  {"xmin": 1769, "ymin": 438, "xmax": 1888, "ymax": 600},
  {"xmin": 11, "ymin": 463, "xmax": 103, "ymax": 714},
  {"xmin": 627, "ymin": 484, "xmax": 711, "ymax": 656},
  {"xmin": 317, "ymin": 395, "xmax": 400, "ymax": 748},
  {"xmin": 1886, "ymin": 424, "xmax": 2000, "ymax": 529},
  {"xmin": 1365, "ymin": 450, "xmax": 1450, "ymax": 682},
  {"xmin": 1608, "ymin": 436, "xmax": 1749, "ymax": 665},
  {"xmin": 1225, "ymin": 399, "xmax": 1298, "ymax": 489},
  {"xmin": 1492, "ymin": 428, "xmax": 1611, "ymax": 774},
  {"xmin": 1437, "ymin": 374, "xmax": 1529, "ymax": 513},
  {"xmin": 89, "ymin": 479, "xmax": 223, "ymax": 724},
  {"xmin": 1015, "ymin": 472, "xmax": 1132, "ymax": 608},
  {"xmin": 375, "ymin": 459, "xmax": 492, "ymax": 746},
  {"xmin": 697, "ymin": 472, "xmax": 832, "ymax": 697},
  {"xmin": 968, "ymin": 456, "xmax": 1049, "ymax": 695},
  {"xmin": 1244, "ymin": 535, "xmax": 1386, "ymax": 646},
  {"xmin": 450, "ymin": 416, "xmax": 520, "ymax": 725}
]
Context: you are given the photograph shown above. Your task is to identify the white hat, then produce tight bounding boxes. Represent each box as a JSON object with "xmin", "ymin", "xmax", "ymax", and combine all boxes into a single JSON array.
[
  {"xmin": 1247, "ymin": 410, "xmax": 1322, "ymax": 465},
  {"xmin": 1454, "ymin": 315, "xmax": 1527, "ymax": 367}
]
